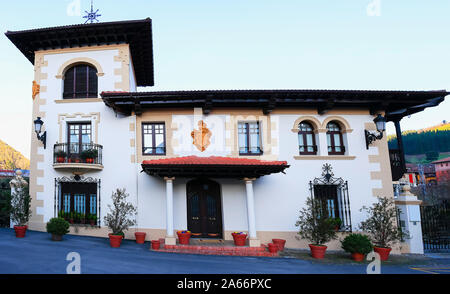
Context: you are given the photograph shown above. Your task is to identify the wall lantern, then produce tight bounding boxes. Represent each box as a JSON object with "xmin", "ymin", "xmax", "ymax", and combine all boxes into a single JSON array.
[
  {"xmin": 34, "ymin": 117, "xmax": 47, "ymax": 149},
  {"xmin": 365, "ymin": 114, "xmax": 386, "ymax": 149}
]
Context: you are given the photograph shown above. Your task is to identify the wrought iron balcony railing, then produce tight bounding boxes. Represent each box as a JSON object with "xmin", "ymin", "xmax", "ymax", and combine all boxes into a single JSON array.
[{"xmin": 54, "ymin": 143, "xmax": 103, "ymax": 165}]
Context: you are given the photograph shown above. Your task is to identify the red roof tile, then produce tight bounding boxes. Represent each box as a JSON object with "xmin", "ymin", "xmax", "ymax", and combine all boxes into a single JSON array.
[{"xmin": 142, "ymin": 156, "xmax": 288, "ymax": 166}]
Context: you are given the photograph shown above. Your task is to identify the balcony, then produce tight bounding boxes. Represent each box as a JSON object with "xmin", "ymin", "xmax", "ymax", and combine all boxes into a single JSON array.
[
  {"xmin": 389, "ymin": 149, "xmax": 405, "ymax": 181},
  {"xmin": 53, "ymin": 143, "xmax": 103, "ymax": 171}
]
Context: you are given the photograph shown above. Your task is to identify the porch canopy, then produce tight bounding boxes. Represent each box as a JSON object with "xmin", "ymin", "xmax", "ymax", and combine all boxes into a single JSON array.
[{"xmin": 141, "ymin": 156, "xmax": 289, "ymax": 179}]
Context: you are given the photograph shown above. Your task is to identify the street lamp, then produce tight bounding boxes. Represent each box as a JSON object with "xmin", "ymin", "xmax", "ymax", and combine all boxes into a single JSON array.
[
  {"xmin": 365, "ymin": 114, "xmax": 386, "ymax": 149},
  {"xmin": 34, "ymin": 117, "xmax": 47, "ymax": 149}
]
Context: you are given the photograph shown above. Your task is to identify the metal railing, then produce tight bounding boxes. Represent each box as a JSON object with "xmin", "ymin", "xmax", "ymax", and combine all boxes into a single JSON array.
[{"xmin": 54, "ymin": 143, "xmax": 103, "ymax": 165}]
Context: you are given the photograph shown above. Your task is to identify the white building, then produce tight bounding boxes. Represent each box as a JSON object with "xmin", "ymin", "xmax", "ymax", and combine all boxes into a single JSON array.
[{"xmin": 6, "ymin": 19, "xmax": 447, "ymax": 253}]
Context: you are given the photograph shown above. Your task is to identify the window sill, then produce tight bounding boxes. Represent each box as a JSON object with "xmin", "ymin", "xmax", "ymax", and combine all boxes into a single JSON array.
[
  {"xmin": 55, "ymin": 98, "xmax": 103, "ymax": 104},
  {"xmin": 53, "ymin": 163, "xmax": 104, "ymax": 171},
  {"xmin": 293, "ymin": 155, "xmax": 356, "ymax": 160}
]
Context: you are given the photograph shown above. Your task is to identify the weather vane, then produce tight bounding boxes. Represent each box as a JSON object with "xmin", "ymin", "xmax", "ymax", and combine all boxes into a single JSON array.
[{"xmin": 83, "ymin": 0, "xmax": 101, "ymax": 24}]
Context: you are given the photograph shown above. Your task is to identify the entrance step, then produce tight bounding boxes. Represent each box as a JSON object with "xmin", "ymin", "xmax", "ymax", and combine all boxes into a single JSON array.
[{"xmin": 152, "ymin": 242, "xmax": 278, "ymax": 257}]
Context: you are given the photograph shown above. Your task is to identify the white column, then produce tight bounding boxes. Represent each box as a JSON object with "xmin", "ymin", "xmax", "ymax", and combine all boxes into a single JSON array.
[
  {"xmin": 245, "ymin": 178, "xmax": 260, "ymax": 247},
  {"xmin": 164, "ymin": 177, "xmax": 176, "ymax": 245},
  {"xmin": 395, "ymin": 185, "xmax": 424, "ymax": 254}
]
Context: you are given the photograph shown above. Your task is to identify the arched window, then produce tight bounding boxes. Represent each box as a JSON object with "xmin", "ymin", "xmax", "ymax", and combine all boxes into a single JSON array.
[
  {"xmin": 327, "ymin": 122, "xmax": 345, "ymax": 155},
  {"xmin": 298, "ymin": 122, "xmax": 317, "ymax": 155},
  {"xmin": 63, "ymin": 64, "xmax": 98, "ymax": 99}
]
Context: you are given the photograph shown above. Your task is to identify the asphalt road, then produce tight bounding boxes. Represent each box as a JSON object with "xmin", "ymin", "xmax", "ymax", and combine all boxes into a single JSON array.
[{"xmin": 0, "ymin": 228, "xmax": 448, "ymax": 274}]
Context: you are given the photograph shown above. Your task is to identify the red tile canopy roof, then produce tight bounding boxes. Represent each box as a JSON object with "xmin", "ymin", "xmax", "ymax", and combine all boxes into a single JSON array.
[{"xmin": 141, "ymin": 156, "xmax": 289, "ymax": 179}]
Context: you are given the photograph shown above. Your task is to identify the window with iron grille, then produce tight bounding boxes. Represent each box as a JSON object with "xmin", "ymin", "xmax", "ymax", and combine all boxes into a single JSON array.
[
  {"xmin": 56, "ymin": 180, "xmax": 99, "ymax": 225},
  {"xmin": 326, "ymin": 122, "xmax": 345, "ymax": 155},
  {"xmin": 309, "ymin": 164, "xmax": 352, "ymax": 231},
  {"xmin": 298, "ymin": 122, "xmax": 318, "ymax": 155},
  {"xmin": 63, "ymin": 64, "xmax": 98, "ymax": 99},
  {"xmin": 142, "ymin": 122, "xmax": 166, "ymax": 155},
  {"xmin": 238, "ymin": 122, "xmax": 262, "ymax": 155}
]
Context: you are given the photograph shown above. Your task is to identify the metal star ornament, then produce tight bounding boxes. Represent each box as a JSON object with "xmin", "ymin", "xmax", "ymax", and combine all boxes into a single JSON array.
[{"xmin": 83, "ymin": 0, "xmax": 101, "ymax": 24}]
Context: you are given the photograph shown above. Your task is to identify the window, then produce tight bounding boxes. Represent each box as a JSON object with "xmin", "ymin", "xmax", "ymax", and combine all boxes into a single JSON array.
[
  {"xmin": 68, "ymin": 123, "xmax": 92, "ymax": 156},
  {"xmin": 63, "ymin": 64, "xmax": 98, "ymax": 99},
  {"xmin": 298, "ymin": 122, "xmax": 317, "ymax": 155},
  {"xmin": 142, "ymin": 123, "xmax": 166, "ymax": 155},
  {"xmin": 59, "ymin": 182, "xmax": 98, "ymax": 224},
  {"xmin": 326, "ymin": 122, "xmax": 345, "ymax": 155},
  {"xmin": 238, "ymin": 122, "xmax": 262, "ymax": 155}
]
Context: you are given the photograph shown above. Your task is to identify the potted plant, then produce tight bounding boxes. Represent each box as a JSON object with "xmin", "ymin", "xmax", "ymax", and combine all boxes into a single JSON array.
[
  {"xmin": 295, "ymin": 197, "xmax": 337, "ymax": 259},
  {"xmin": 79, "ymin": 213, "xmax": 86, "ymax": 224},
  {"xmin": 359, "ymin": 197, "xmax": 407, "ymax": 261},
  {"xmin": 46, "ymin": 217, "xmax": 70, "ymax": 241},
  {"xmin": 80, "ymin": 149, "xmax": 97, "ymax": 164},
  {"xmin": 103, "ymin": 188, "xmax": 137, "ymax": 248},
  {"xmin": 10, "ymin": 183, "xmax": 32, "ymax": 238},
  {"xmin": 55, "ymin": 150, "xmax": 67, "ymax": 163},
  {"xmin": 135, "ymin": 232, "xmax": 146, "ymax": 244},
  {"xmin": 88, "ymin": 214, "xmax": 98, "ymax": 226},
  {"xmin": 328, "ymin": 217, "xmax": 342, "ymax": 231},
  {"xmin": 231, "ymin": 232, "xmax": 247, "ymax": 246},
  {"xmin": 272, "ymin": 239, "xmax": 287, "ymax": 251},
  {"xmin": 151, "ymin": 240, "xmax": 161, "ymax": 250},
  {"xmin": 68, "ymin": 212, "xmax": 74, "ymax": 224},
  {"xmin": 177, "ymin": 230, "xmax": 192, "ymax": 245},
  {"xmin": 341, "ymin": 233, "xmax": 373, "ymax": 261}
]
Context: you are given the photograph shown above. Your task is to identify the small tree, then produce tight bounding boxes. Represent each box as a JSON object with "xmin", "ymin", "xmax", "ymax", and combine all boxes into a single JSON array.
[
  {"xmin": 10, "ymin": 183, "xmax": 31, "ymax": 227},
  {"xmin": 104, "ymin": 188, "xmax": 137, "ymax": 235},
  {"xmin": 295, "ymin": 197, "xmax": 337, "ymax": 246},
  {"xmin": 359, "ymin": 197, "xmax": 406, "ymax": 248}
]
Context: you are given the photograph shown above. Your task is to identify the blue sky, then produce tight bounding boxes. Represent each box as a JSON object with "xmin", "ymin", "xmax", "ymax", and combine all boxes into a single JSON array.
[{"xmin": 0, "ymin": 0, "xmax": 449, "ymax": 157}]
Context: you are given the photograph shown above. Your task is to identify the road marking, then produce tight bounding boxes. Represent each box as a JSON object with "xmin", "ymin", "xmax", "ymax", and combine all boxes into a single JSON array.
[{"xmin": 410, "ymin": 267, "xmax": 450, "ymax": 274}]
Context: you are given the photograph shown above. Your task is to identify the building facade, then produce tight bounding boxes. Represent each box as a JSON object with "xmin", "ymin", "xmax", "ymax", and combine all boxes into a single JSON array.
[{"xmin": 6, "ymin": 19, "xmax": 447, "ymax": 252}]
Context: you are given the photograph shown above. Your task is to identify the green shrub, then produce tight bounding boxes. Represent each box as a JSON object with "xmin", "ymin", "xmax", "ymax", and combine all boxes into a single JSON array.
[
  {"xmin": 46, "ymin": 217, "xmax": 70, "ymax": 236},
  {"xmin": 341, "ymin": 233, "xmax": 373, "ymax": 254}
]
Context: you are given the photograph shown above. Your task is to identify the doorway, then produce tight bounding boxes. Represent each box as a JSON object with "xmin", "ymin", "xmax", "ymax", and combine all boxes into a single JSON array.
[{"xmin": 186, "ymin": 179, "xmax": 223, "ymax": 238}]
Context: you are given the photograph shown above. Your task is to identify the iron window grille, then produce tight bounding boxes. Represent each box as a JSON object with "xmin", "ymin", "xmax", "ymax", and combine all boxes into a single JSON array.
[
  {"xmin": 54, "ymin": 176, "xmax": 101, "ymax": 226},
  {"xmin": 309, "ymin": 163, "xmax": 352, "ymax": 232}
]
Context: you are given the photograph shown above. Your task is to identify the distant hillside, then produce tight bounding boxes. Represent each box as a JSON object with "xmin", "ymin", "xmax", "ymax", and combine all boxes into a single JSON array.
[
  {"xmin": 0, "ymin": 140, "xmax": 30, "ymax": 170},
  {"xmin": 388, "ymin": 121, "xmax": 450, "ymax": 163}
]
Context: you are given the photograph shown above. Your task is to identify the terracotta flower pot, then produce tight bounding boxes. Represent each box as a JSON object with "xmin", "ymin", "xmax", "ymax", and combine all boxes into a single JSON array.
[
  {"xmin": 51, "ymin": 234, "xmax": 63, "ymax": 241},
  {"xmin": 135, "ymin": 232, "xmax": 146, "ymax": 244},
  {"xmin": 351, "ymin": 252, "xmax": 365, "ymax": 262},
  {"xmin": 109, "ymin": 234, "xmax": 123, "ymax": 248},
  {"xmin": 272, "ymin": 239, "xmax": 286, "ymax": 251},
  {"xmin": 14, "ymin": 225, "xmax": 27, "ymax": 238},
  {"xmin": 232, "ymin": 233, "xmax": 247, "ymax": 246},
  {"xmin": 268, "ymin": 243, "xmax": 279, "ymax": 253},
  {"xmin": 56, "ymin": 157, "xmax": 65, "ymax": 163},
  {"xmin": 177, "ymin": 232, "xmax": 191, "ymax": 245},
  {"xmin": 309, "ymin": 244, "xmax": 327, "ymax": 259},
  {"xmin": 151, "ymin": 240, "xmax": 161, "ymax": 250},
  {"xmin": 374, "ymin": 247, "xmax": 392, "ymax": 261}
]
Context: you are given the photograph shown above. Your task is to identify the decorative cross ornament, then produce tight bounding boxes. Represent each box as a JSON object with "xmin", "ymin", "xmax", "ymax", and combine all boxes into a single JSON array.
[{"xmin": 83, "ymin": 0, "xmax": 101, "ymax": 24}]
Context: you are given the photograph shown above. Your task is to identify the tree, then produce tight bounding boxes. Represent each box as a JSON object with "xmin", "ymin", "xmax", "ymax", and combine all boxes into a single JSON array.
[
  {"xmin": 103, "ymin": 189, "xmax": 137, "ymax": 235},
  {"xmin": 9, "ymin": 182, "xmax": 31, "ymax": 226},
  {"xmin": 359, "ymin": 197, "xmax": 406, "ymax": 248},
  {"xmin": 295, "ymin": 197, "xmax": 337, "ymax": 246}
]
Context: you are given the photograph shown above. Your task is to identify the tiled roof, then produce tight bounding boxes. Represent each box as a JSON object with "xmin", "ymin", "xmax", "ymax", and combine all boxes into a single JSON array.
[
  {"xmin": 432, "ymin": 157, "xmax": 450, "ymax": 164},
  {"xmin": 142, "ymin": 156, "xmax": 288, "ymax": 166}
]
